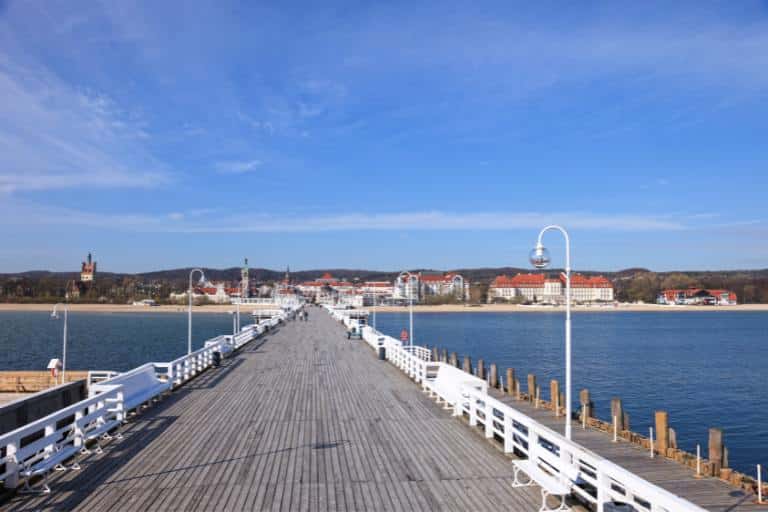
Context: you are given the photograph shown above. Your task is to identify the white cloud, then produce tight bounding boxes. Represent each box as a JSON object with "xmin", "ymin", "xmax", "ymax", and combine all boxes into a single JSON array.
[
  {"xmin": 0, "ymin": 200, "xmax": 686, "ymax": 234},
  {"xmin": 0, "ymin": 54, "xmax": 168, "ymax": 193},
  {"xmin": 215, "ymin": 159, "xmax": 263, "ymax": 174}
]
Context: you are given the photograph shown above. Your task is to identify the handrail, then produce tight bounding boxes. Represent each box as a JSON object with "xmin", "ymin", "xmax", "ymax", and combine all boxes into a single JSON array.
[
  {"xmin": 0, "ymin": 384, "xmax": 124, "ymax": 489},
  {"xmin": 327, "ymin": 307, "xmax": 707, "ymax": 512},
  {"xmin": 0, "ymin": 306, "xmax": 300, "ymax": 492}
]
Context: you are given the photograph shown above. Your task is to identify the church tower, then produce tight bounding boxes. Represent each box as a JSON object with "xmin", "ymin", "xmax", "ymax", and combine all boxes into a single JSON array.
[{"xmin": 284, "ymin": 265, "xmax": 291, "ymax": 285}]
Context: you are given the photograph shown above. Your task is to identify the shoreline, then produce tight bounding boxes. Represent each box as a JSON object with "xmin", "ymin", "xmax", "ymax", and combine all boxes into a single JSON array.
[
  {"xmin": 369, "ymin": 303, "xmax": 768, "ymax": 313},
  {"xmin": 0, "ymin": 304, "xmax": 278, "ymax": 314},
  {"xmin": 1, "ymin": 303, "xmax": 767, "ymax": 314}
]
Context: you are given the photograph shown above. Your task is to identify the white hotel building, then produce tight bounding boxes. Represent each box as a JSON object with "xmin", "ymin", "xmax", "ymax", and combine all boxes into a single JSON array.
[{"xmin": 488, "ymin": 273, "xmax": 614, "ymax": 303}]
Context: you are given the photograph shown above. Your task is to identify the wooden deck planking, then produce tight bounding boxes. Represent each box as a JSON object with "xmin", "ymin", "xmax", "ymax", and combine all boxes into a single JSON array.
[{"xmin": 2, "ymin": 314, "xmax": 543, "ymax": 511}]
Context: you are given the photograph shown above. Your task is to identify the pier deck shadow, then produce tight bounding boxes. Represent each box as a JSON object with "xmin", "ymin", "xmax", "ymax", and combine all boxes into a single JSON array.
[{"xmin": 1, "ymin": 313, "xmax": 544, "ymax": 511}]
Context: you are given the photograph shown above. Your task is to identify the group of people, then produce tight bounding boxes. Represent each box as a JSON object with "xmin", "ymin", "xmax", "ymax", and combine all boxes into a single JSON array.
[{"xmin": 298, "ymin": 309, "xmax": 310, "ymax": 322}]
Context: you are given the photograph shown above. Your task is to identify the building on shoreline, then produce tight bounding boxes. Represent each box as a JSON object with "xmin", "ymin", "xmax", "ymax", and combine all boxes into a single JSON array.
[
  {"xmin": 393, "ymin": 272, "xmax": 469, "ymax": 302},
  {"xmin": 80, "ymin": 253, "xmax": 96, "ymax": 282},
  {"xmin": 488, "ymin": 273, "xmax": 614, "ymax": 304},
  {"xmin": 657, "ymin": 288, "xmax": 737, "ymax": 306}
]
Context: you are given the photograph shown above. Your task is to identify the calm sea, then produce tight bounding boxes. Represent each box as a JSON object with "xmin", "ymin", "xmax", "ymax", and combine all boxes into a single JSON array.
[
  {"xmin": 373, "ymin": 310, "xmax": 768, "ymax": 475},
  {"xmin": 0, "ymin": 311, "xmax": 233, "ymax": 373},
  {"xmin": 0, "ymin": 310, "xmax": 765, "ymax": 474}
]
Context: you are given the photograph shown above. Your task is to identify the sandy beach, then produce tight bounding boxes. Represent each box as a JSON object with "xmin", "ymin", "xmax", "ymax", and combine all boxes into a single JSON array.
[
  {"xmin": 0, "ymin": 303, "xmax": 278, "ymax": 314},
  {"xmin": 360, "ymin": 303, "xmax": 768, "ymax": 313},
  {"xmin": 0, "ymin": 302, "xmax": 766, "ymax": 314}
]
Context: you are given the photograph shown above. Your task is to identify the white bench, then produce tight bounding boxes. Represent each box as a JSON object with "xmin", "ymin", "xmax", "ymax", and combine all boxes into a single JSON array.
[
  {"xmin": 422, "ymin": 364, "xmax": 487, "ymax": 414},
  {"xmin": 18, "ymin": 440, "xmax": 80, "ymax": 495},
  {"xmin": 512, "ymin": 457, "xmax": 578, "ymax": 512},
  {"xmin": 91, "ymin": 364, "xmax": 170, "ymax": 413}
]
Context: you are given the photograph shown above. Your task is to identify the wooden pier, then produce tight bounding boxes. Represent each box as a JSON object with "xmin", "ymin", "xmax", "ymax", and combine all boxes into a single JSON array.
[{"xmin": 2, "ymin": 311, "xmax": 544, "ymax": 511}]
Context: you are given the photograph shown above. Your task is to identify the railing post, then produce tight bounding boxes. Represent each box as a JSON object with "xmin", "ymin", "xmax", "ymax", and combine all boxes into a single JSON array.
[
  {"xmin": 485, "ymin": 402, "xmax": 493, "ymax": 439},
  {"xmin": 4, "ymin": 442, "xmax": 19, "ymax": 489},
  {"xmin": 469, "ymin": 395, "xmax": 478, "ymax": 427}
]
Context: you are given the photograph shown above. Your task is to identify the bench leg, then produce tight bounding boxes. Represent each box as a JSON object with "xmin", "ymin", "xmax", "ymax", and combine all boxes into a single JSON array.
[
  {"xmin": 539, "ymin": 488, "xmax": 569, "ymax": 512},
  {"xmin": 512, "ymin": 465, "xmax": 535, "ymax": 488},
  {"xmin": 18, "ymin": 472, "xmax": 51, "ymax": 495}
]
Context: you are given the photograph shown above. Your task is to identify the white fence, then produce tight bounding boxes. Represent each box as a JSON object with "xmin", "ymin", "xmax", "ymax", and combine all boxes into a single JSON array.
[
  {"xmin": 330, "ymin": 308, "xmax": 706, "ymax": 512},
  {"xmin": 1, "ymin": 306, "xmax": 299, "ymax": 493}
]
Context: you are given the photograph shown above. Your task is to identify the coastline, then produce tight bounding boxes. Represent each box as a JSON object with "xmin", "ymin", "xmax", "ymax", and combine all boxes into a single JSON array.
[
  {"xmin": 0, "ymin": 304, "xmax": 279, "ymax": 314},
  {"xmin": 365, "ymin": 303, "xmax": 768, "ymax": 313},
  {"xmin": 0, "ymin": 302, "xmax": 767, "ymax": 314}
]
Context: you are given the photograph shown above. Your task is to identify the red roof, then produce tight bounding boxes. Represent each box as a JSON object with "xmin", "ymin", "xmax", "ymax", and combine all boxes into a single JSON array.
[
  {"xmin": 565, "ymin": 274, "xmax": 613, "ymax": 288},
  {"xmin": 491, "ymin": 273, "xmax": 545, "ymax": 287},
  {"xmin": 320, "ymin": 272, "xmax": 333, "ymax": 279}
]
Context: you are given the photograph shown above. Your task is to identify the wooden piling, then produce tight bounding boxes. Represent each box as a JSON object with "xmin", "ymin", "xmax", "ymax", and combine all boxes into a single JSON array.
[
  {"xmin": 709, "ymin": 428, "xmax": 724, "ymax": 475},
  {"xmin": 431, "ymin": 346, "xmax": 438, "ymax": 362},
  {"xmin": 514, "ymin": 378, "xmax": 521, "ymax": 400},
  {"xmin": 463, "ymin": 356, "xmax": 473, "ymax": 375},
  {"xmin": 610, "ymin": 398, "xmax": 625, "ymax": 431},
  {"xmin": 449, "ymin": 352, "xmax": 458, "ymax": 367},
  {"xmin": 489, "ymin": 364, "xmax": 498, "ymax": 388},
  {"xmin": 535, "ymin": 385, "xmax": 541, "ymax": 408},
  {"xmin": 550, "ymin": 380, "xmax": 560, "ymax": 416},
  {"xmin": 477, "ymin": 359, "xmax": 485, "ymax": 380},
  {"xmin": 440, "ymin": 349, "xmax": 448, "ymax": 363},
  {"xmin": 579, "ymin": 389, "xmax": 592, "ymax": 420},
  {"xmin": 506, "ymin": 368, "xmax": 515, "ymax": 396},
  {"xmin": 527, "ymin": 374, "xmax": 537, "ymax": 403},
  {"xmin": 655, "ymin": 411, "xmax": 669, "ymax": 455}
]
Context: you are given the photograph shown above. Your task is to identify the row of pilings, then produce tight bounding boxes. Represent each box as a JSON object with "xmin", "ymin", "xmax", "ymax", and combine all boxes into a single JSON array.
[{"xmin": 426, "ymin": 344, "xmax": 765, "ymax": 498}]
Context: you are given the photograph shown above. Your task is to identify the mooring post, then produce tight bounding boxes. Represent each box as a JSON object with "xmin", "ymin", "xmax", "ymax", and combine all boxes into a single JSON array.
[
  {"xmin": 758, "ymin": 464, "xmax": 763, "ymax": 503},
  {"xmin": 440, "ymin": 349, "xmax": 448, "ymax": 363},
  {"xmin": 550, "ymin": 380, "xmax": 560, "ymax": 416},
  {"xmin": 655, "ymin": 411, "xmax": 669, "ymax": 456},
  {"xmin": 431, "ymin": 346, "xmax": 438, "ymax": 362},
  {"xmin": 463, "ymin": 355, "xmax": 473, "ymax": 375},
  {"xmin": 610, "ymin": 398, "xmax": 625, "ymax": 431},
  {"xmin": 506, "ymin": 368, "xmax": 515, "ymax": 396},
  {"xmin": 696, "ymin": 444, "xmax": 701, "ymax": 477},
  {"xmin": 579, "ymin": 388, "xmax": 592, "ymax": 425},
  {"xmin": 514, "ymin": 378, "xmax": 521, "ymax": 400},
  {"xmin": 476, "ymin": 359, "xmax": 485, "ymax": 380},
  {"xmin": 650, "ymin": 427, "xmax": 655, "ymax": 458},
  {"xmin": 449, "ymin": 352, "xmax": 458, "ymax": 367},
  {"xmin": 709, "ymin": 428, "xmax": 724, "ymax": 476},
  {"xmin": 527, "ymin": 374, "xmax": 536, "ymax": 403},
  {"xmin": 535, "ymin": 385, "xmax": 541, "ymax": 408},
  {"xmin": 489, "ymin": 363, "xmax": 498, "ymax": 388}
]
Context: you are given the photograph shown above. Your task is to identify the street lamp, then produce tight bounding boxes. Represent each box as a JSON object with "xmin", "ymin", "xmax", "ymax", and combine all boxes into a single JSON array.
[
  {"xmin": 398, "ymin": 271, "xmax": 417, "ymax": 348},
  {"xmin": 188, "ymin": 268, "xmax": 206, "ymax": 355},
  {"xmin": 51, "ymin": 303, "xmax": 69, "ymax": 385},
  {"xmin": 530, "ymin": 225, "xmax": 572, "ymax": 440}
]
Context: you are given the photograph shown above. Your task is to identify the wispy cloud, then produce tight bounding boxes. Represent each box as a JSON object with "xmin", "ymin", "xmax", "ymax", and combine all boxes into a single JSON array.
[
  {"xmin": 0, "ymin": 200, "xmax": 687, "ymax": 234},
  {"xmin": 0, "ymin": 53, "xmax": 168, "ymax": 193},
  {"xmin": 215, "ymin": 159, "xmax": 263, "ymax": 174}
]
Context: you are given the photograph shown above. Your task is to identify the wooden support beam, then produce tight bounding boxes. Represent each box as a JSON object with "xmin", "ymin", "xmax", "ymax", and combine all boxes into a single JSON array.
[
  {"xmin": 610, "ymin": 397, "xmax": 625, "ymax": 431},
  {"xmin": 527, "ymin": 374, "xmax": 537, "ymax": 403},
  {"xmin": 449, "ymin": 352, "xmax": 458, "ymax": 367},
  {"xmin": 579, "ymin": 389, "xmax": 592, "ymax": 419},
  {"xmin": 477, "ymin": 359, "xmax": 485, "ymax": 380},
  {"xmin": 463, "ymin": 356, "xmax": 473, "ymax": 375},
  {"xmin": 709, "ymin": 428, "xmax": 724, "ymax": 474},
  {"xmin": 506, "ymin": 368, "xmax": 515, "ymax": 396},
  {"xmin": 489, "ymin": 364, "xmax": 498, "ymax": 388},
  {"xmin": 550, "ymin": 380, "xmax": 560, "ymax": 416},
  {"xmin": 655, "ymin": 411, "xmax": 669, "ymax": 455}
]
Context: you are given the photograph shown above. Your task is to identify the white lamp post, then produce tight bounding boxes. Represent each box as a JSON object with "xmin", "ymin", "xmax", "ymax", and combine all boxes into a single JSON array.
[
  {"xmin": 188, "ymin": 268, "xmax": 206, "ymax": 355},
  {"xmin": 398, "ymin": 271, "xmax": 418, "ymax": 348},
  {"xmin": 530, "ymin": 225, "xmax": 573, "ymax": 440},
  {"xmin": 51, "ymin": 303, "xmax": 69, "ymax": 385}
]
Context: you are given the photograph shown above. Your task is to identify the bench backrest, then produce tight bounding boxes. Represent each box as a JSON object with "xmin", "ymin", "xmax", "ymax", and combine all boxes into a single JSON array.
[
  {"xmin": 430, "ymin": 363, "xmax": 487, "ymax": 406},
  {"xmin": 90, "ymin": 363, "xmax": 170, "ymax": 408}
]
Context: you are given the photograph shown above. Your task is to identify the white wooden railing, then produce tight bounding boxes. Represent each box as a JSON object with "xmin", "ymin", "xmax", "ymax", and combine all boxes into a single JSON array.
[
  {"xmin": 0, "ymin": 384, "xmax": 124, "ymax": 491},
  {"xmin": 329, "ymin": 307, "xmax": 706, "ymax": 512},
  {"xmin": 1, "ymin": 306, "xmax": 300, "ymax": 492}
]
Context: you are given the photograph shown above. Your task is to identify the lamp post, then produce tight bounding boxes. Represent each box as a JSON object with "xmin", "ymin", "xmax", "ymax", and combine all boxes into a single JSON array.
[
  {"xmin": 188, "ymin": 268, "xmax": 206, "ymax": 355},
  {"xmin": 398, "ymin": 271, "xmax": 417, "ymax": 348},
  {"xmin": 530, "ymin": 225, "xmax": 572, "ymax": 440},
  {"xmin": 51, "ymin": 303, "xmax": 69, "ymax": 385},
  {"xmin": 235, "ymin": 300, "xmax": 241, "ymax": 332}
]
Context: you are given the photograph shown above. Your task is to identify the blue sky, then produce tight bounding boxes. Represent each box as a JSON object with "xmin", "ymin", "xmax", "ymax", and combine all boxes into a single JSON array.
[{"xmin": 1, "ymin": 1, "xmax": 767, "ymax": 273}]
